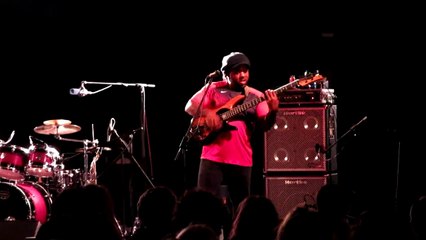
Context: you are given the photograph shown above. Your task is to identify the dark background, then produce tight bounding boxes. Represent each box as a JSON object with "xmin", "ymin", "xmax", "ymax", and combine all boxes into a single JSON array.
[{"xmin": 1, "ymin": 2, "xmax": 424, "ymax": 227}]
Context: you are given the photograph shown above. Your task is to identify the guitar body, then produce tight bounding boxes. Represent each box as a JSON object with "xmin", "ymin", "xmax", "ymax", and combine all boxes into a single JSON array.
[{"xmin": 189, "ymin": 95, "xmax": 244, "ymax": 143}]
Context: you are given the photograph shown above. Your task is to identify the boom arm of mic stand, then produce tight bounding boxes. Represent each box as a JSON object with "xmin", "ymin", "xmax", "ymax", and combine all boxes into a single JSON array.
[
  {"xmin": 112, "ymin": 129, "xmax": 155, "ymax": 188},
  {"xmin": 83, "ymin": 81, "xmax": 156, "ymax": 88},
  {"xmin": 112, "ymin": 129, "xmax": 131, "ymax": 153},
  {"xmin": 323, "ymin": 116, "xmax": 368, "ymax": 154},
  {"xmin": 174, "ymin": 127, "xmax": 193, "ymax": 161}
]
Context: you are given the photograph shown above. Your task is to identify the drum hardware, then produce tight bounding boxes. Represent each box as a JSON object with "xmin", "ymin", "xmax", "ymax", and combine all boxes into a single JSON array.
[
  {"xmin": 88, "ymin": 147, "xmax": 103, "ymax": 184},
  {"xmin": 53, "ymin": 168, "xmax": 83, "ymax": 191},
  {"xmin": 54, "ymin": 135, "xmax": 98, "ymax": 187},
  {"xmin": 51, "ymin": 122, "xmax": 101, "ymax": 187},
  {"xmin": 0, "ymin": 130, "xmax": 15, "ymax": 145},
  {"xmin": 53, "ymin": 146, "xmax": 109, "ymax": 189},
  {"xmin": 75, "ymin": 146, "xmax": 112, "ymax": 153}
]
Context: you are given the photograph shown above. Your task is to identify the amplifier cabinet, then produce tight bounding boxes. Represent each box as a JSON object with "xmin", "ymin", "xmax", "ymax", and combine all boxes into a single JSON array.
[{"xmin": 264, "ymin": 105, "xmax": 337, "ymax": 172}]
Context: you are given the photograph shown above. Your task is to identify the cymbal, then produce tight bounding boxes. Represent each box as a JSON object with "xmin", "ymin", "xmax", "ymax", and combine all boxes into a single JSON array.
[
  {"xmin": 43, "ymin": 119, "xmax": 72, "ymax": 126},
  {"xmin": 34, "ymin": 124, "xmax": 81, "ymax": 135},
  {"xmin": 75, "ymin": 146, "xmax": 112, "ymax": 153}
]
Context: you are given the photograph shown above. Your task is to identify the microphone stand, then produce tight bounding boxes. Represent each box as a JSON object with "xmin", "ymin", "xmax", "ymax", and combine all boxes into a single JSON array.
[
  {"xmin": 137, "ymin": 84, "xmax": 154, "ymax": 181},
  {"xmin": 71, "ymin": 81, "xmax": 155, "ymax": 234},
  {"xmin": 174, "ymin": 124, "xmax": 196, "ymax": 189},
  {"xmin": 174, "ymin": 74, "xmax": 216, "ymax": 189},
  {"xmin": 82, "ymin": 81, "xmax": 155, "ymax": 182},
  {"xmin": 111, "ymin": 128, "xmax": 155, "ymax": 188},
  {"xmin": 174, "ymin": 126, "xmax": 194, "ymax": 162}
]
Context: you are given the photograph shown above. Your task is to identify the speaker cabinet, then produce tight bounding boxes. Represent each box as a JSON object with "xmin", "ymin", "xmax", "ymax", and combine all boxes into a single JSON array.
[
  {"xmin": 265, "ymin": 176, "xmax": 327, "ymax": 218},
  {"xmin": 264, "ymin": 105, "xmax": 337, "ymax": 172}
]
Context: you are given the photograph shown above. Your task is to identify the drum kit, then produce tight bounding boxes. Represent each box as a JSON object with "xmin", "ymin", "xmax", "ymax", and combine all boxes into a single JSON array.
[{"xmin": 0, "ymin": 119, "xmax": 106, "ymax": 224}]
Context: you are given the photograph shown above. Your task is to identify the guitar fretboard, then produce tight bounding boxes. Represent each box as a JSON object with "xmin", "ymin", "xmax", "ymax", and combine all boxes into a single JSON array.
[{"xmin": 219, "ymin": 79, "xmax": 302, "ymax": 121}]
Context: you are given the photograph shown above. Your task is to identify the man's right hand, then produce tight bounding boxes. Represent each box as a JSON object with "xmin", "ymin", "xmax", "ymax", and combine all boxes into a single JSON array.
[{"xmin": 203, "ymin": 110, "xmax": 223, "ymax": 131}]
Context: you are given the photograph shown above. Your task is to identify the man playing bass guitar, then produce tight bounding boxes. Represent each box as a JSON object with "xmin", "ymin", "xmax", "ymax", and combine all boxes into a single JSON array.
[{"xmin": 184, "ymin": 51, "xmax": 279, "ymax": 217}]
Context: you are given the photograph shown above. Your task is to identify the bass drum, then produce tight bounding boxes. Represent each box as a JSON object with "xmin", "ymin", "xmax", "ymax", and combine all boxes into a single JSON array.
[{"xmin": 0, "ymin": 181, "xmax": 52, "ymax": 223}]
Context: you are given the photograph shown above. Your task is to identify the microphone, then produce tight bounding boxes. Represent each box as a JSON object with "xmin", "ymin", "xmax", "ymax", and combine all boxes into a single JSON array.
[
  {"xmin": 29, "ymin": 135, "xmax": 46, "ymax": 144},
  {"xmin": 107, "ymin": 118, "xmax": 116, "ymax": 142},
  {"xmin": 206, "ymin": 70, "xmax": 222, "ymax": 80},
  {"xmin": 69, "ymin": 82, "xmax": 93, "ymax": 97}
]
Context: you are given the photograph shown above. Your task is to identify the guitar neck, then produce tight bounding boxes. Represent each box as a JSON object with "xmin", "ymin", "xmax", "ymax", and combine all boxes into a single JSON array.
[
  {"xmin": 273, "ymin": 79, "xmax": 301, "ymax": 95},
  {"xmin": 220, "ymin": 79, "xmax": 302, "ymax": 121},
  {"xmin": 220, "ymin": 97, "xmax": 263, "ymax": 121}
]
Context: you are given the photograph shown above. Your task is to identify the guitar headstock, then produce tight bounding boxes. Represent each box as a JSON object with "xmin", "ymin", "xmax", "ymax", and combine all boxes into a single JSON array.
[{"xmin": 297, "ymin": 72, "xmax": 326, "ymax": 87}]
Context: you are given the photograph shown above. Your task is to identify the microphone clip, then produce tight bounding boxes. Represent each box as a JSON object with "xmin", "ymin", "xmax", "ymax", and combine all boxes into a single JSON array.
[
  {"xmin": 206, "ymin": 70, "xmax": 222, "ymax": 81},
  {"xmin": 315, "ymin": 143, "xmax": 326, "ymax": 154},
  {"xmin": 107, "ymin": 118, "xmax": 116, "ymax": 142}
]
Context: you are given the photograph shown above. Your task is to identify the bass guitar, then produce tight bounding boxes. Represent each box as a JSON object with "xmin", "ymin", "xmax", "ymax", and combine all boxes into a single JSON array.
[{"xmin": 189, "ymin": 73, "xmax": 325, "ymax": 143}]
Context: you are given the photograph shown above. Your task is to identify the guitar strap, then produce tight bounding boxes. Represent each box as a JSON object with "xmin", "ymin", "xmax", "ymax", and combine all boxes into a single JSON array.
[
  {"xmin": 243, "ymin": 85, "xmax": 250, "ymax": 97},
  {"xmin": 242, "ymin": 85, "xmax": 256, "ymax": 131}
]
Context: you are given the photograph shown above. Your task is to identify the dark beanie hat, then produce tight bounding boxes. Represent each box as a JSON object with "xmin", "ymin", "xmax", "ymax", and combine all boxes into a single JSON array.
[{"xmin": 221, "ymin": 52, "xmax": 250, "ymax": 74}]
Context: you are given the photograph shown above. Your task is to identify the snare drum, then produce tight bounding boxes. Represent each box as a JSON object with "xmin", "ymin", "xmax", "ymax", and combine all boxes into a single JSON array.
[
  {"xmin": 0, "ymin": 145, "xmax": 29, "ymax": 181},
  {"xmin": 0, "ymin": 181, "xmax": 52, "ymax": 223},
  {"xmin": 26, "ymin": 144, "xmax": 61, "ymax": 178}
]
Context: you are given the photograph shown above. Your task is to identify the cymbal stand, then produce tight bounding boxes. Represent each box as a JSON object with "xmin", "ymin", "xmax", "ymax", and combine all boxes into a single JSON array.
[
  {"xmin": 54, "ymin": 135, "xmax": 99, "ymax": 185},
  {"xmin": 0, "ymin": 130, "xmax": 15, "ymax": 145}
]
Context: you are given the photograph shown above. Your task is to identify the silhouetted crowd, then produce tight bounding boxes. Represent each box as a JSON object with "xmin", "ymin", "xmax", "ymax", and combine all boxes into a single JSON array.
[{"xmin": 32, "ymin": 183, "xmax": 426, "ymax": 240}]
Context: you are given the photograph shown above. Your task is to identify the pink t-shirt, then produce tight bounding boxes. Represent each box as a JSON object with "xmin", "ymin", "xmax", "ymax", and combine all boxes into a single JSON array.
[{"xmin": 187, "ymin": 80, "xmax": 270, "ymax": 167}]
